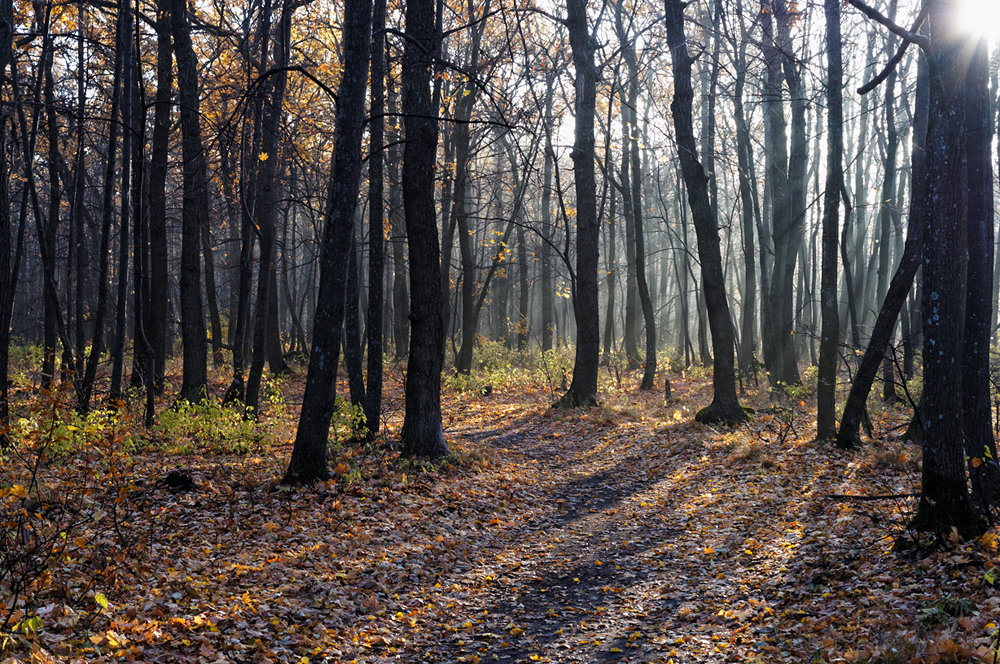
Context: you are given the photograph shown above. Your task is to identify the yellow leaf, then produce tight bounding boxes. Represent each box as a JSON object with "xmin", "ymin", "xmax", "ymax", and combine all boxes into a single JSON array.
[
  {"xmin": 10, "ymin": 485, "xmax": 27, "ymax": 500},
  {"xmin": 94, "ymin": 592, "xmax": 109, "ymax": 610},
  {"xmin": 259, "ymin": 152, "xmax": 269, "ymax": 161}
]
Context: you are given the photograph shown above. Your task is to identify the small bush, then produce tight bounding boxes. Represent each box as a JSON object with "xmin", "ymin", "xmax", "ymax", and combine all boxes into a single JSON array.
[{"xmin": 156, "ymin": 399, "xmax": 265, "ymax": 455}]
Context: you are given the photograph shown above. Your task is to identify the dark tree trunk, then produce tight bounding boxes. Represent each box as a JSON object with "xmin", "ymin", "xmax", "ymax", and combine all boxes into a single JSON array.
[
  {"xmin": 147, "ymin": 0, "xmax": 172, "ymax": 393},
  {"xmin": 961, "ymin": 35, "xmax": 997, "ymax": 505},
  {"xmin": 387, "ymin": 83, "xmax": 409, "ymax": 360},
  {"xmin": 79, "ymin": 8, "xmax": 124, "ymax": 411},
  {"xmin": 246, "ymin": 2, "xmax": 293, "ymax": 415},
  {"xmin": 553, "ymin": 0, "xmax": 600, "ymax": 409},
  {"xmin": 908, "ymin": 0, "xmax": 986, "ymax": 539},
  {"xmin": 364, "ymin": 0, "xmax": 386, "ymax": 438},
  {"xmin": 0, "ymin": 0, "xmax": 13, "ymax": 443},
  {"xmin": 664, "ymin": 0, "xmax": 746, "ymax": 425},
  {"xmin": 40, "ymin": 6, "xmax": 58, "ymax": 389},
  {"xmin": 344, "ymin": 229, "xmax": 365, "ymax": 405},
  {"xmin": 398, "ymin": 0, "xmax": 448, "ymax": 455},
  {"xmin": 110, "ymin": 0, "xmax": 135, "ymax": 402},
  {"xmin": 816, "ymin": 0, "xmax": 843, "ymax": 441},
  {"xmin": 540, "ymin": 78, "xmax": 556, "ymax": 354},
  {"xmin": 170, "ymin": 0, "xmax": 209, "ymax": 402},
  {"xmin": 285, "ymin": 0, "xmax": 373, "ymax": 482}
]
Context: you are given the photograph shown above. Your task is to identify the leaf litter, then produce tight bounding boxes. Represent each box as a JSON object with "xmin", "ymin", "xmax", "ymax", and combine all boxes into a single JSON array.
[{"xmin": 4, "ymin": 371, "xmax": 999, "ymax": 663}]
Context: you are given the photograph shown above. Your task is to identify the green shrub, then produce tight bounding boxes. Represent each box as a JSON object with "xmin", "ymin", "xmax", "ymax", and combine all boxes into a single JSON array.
[{"xmin": 156, "ymin": 399, "xmax": 265, "ymax": 455}]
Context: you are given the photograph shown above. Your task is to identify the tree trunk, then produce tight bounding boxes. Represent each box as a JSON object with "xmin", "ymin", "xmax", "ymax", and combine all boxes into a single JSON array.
[
  {"xmin": 364, "ymin": 0, "xmax": 386, "ymax": 438},
  {"xmin": 836, "ymin": 56, "xmax": 929, "ymax": 449},
  {"xmin": 553, "ymin": 0, "xmax": 600, "ymax": 409},
  {"xmin": 170, "ymin": 0, "xmax": 209, "ymax": 402},
  {"xmin": 664, "ymin": 0, "xmax": 746, "ymax": 424},
  {"xmin": 284, "ymin": 0, "xmax": 373, "ymax": 482},
  {"xmin": 908, "ymin": 0, "xmax": 986, "ymax": 538},
  {"xmin": 398, "ymin": 0, "xmax": 448, "ymax": 455},
  {"xmin": 816, "ymin": 0, "xmax": 843, "ymax": 441}
]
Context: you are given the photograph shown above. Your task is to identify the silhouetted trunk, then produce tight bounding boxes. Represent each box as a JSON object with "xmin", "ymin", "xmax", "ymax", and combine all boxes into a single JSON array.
[
  {"xmin": 962, "ymin": 35, "xmax": 997, "ymax": 506},
  {"xmin": 364, "ymin": 0, "xmax": 386, "ymax": 438},
  {"xmin": 246, "ymin": 1, "xmax": 293, "ymax": 415},
  {"xmin": 344, "ymin": 229, "xmax": 365, "ymax": 404},
  {"xmin": 398, "ymin": 0, "xmax": 448, "ymax": 455},
  {"xmin": 284, "ymin": 0, "xmax": 373, "ymax": 482},
  {"xmin": 110, "ymin": 0, "xmax": 134, "ymax": 402},
  {"xmin": 171, "ymin": 0, "xmax": 209, "ymax": 402},
  {"xmin": 553, "ymin": 0, "xmax": 599, "ymax": 409},
  {"xmin": 148, "ymin": 0, "xmax": 171, "ymax": 393},
  {"xmin": 908, "ymin": 1, "xmax": 985, "ymax": 538},
  {"xmin": 0, "ymin": 0, "xmax": 13, "ymax": 442},
  {"xmin": 79, "ymin": 8, "xmax": 123, "ymax": 411},
  {"xmin": 40, "ymin": 6, "xmax": 58, "ymax": 388},
  {"xmin": 540, "ymin": 78, "xmax": 555, "ymax": 354},
  {"xmin": 664, "ymin": 0, "xmax": 746, "ymax": 424},
  {"xmin": 816, "ymin": 0, "xmax": 843, "ymax": 442}
]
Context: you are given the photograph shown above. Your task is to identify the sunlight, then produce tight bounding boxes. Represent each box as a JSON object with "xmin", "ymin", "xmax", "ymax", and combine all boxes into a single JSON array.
[{"xmin": 954, "ymin": 0, "xmax": 1000, "ymax": 41}]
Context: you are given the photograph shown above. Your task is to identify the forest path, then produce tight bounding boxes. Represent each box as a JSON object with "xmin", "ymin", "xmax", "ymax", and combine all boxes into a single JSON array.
[{"xmin": 418, "ymin": 386, "xmax": 793, "ymax": 663}]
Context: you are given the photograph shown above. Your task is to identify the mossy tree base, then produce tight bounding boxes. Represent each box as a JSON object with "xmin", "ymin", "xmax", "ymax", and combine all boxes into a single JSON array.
[
  {"xmin": 552, "ymin": 390, "xmax": 598, "ymax": 410},
  {"xmin": 695, "ymin": 401, "xmax": 752, "ymax": 426}
]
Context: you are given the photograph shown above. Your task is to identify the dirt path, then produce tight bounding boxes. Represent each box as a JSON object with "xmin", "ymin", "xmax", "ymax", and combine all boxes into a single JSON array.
[{"xmin": 409, "ymin": 390, "xmax": 780, "ymax": 663}]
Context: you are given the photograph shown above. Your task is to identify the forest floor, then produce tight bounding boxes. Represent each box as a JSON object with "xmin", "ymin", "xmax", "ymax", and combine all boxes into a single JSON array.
[{"xmin": 5, "ymin": 361, "xmax": 1000, "ymax": 663}]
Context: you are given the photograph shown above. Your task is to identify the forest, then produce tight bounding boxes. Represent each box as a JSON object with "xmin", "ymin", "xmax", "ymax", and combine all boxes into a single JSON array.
[{"xmin": 0, "ymin": 0, "xmax": 999, "ymax": 660}]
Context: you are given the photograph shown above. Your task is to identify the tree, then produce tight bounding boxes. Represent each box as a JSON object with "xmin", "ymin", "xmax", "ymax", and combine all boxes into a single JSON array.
[
  {"xmin": 553, "ymin": 0, "xmax": 599, "ymax": 409},
  {"xmin": 663, "ymin": 0, "xmax": 746, "ymax": 425},
  {"xmin": 897, "ymin": 0, "xmax": 988, "ymax": 538},
  {"xmin": 398, "ymin": 0, "xmax": 448, "ymax": 456},
  {"xmin": 170, "ymin": 0, "xmax": 209, "ymax": 403},
  {"xmin": 284, "ymin": 0, "xmax": 374, "ymax": 482},
  {"xmin": 815, "ymin": 0, "xmax": 843, "ymax": 442}
]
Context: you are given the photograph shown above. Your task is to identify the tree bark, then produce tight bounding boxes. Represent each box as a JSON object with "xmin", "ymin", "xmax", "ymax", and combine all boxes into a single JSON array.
[
  {"xmin": 816, "ymin": 0, "xmax": 844, "ymax": 442},
  {"xmin": 553, "ymin": 0, "xmax": 600, "ymax": 409},
  {"xmin": 664, "ymin": 0, "xmax": 746, "ymax": 424},
  {"xmin": 170, "ymin": 0, "xmax": 209, "ymax": 402},
  {"xmin": 398, "ymin": 0, "xmax": 448, "ymax": 455},
  {"xmin": 284, "ymin": 0, "xmax": 373, "ymax": 482}
]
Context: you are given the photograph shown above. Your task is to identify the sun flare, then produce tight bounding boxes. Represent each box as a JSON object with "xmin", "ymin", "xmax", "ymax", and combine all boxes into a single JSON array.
[{"xmin": 955, "ymin": 0, "xmax": 1000, "ymax": 41}]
